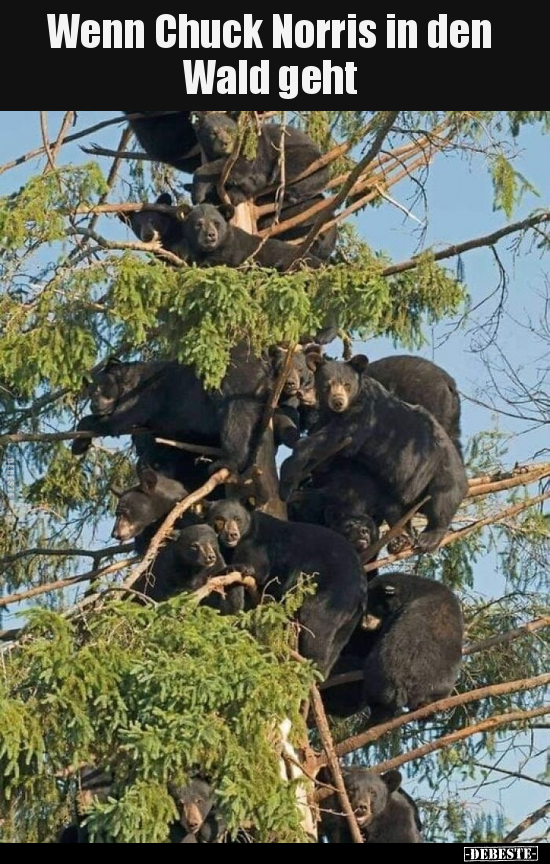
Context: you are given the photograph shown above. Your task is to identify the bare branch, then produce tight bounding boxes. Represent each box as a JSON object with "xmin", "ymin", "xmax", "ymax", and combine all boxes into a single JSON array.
[
  {"xmin": 363, "ymin": 706, "xmax": 549, "ymax": 777},
  {"xmin": 0, "ymin": 111, "xmax": 177, "ymax": 177},
  {"xmin": 474, "ymin": 762, "xmax": 550, "ymax": 789},
  {"xmin": 50, "ymin": 111, "xmax": 76, "ymax": 164},
  {"xmin": 154, "ymin": 438, "xmax": 223, "ymax": 458},
  {"xmin": 464, "ymin": 616, "xmax": 550, "ymax": 656},
  {"xmin": 502, "ymin": 802, "xmax": 550, "ymax": 844},
  {"xmin": 366, "ymin": 490, "xmax": 550, "ymax": 573},
  {"xmin": 0, "ymin": 556, "xmax": 138, "ymax": 609},
  {"xmin": 359, "ymin": 495, "xmax": 429, "ymax": 566},
  {"xmin": 0, "ymin": 542, "xmax": 133, "ymax": 570},
  {"xmin": 191, "ymin": 571, "xmax": 259, "ymax": 605},
  {"xmin": 39, "ymin": 111, "xmax": 55, "ymax": 173},
  {"xmin": 316, "ymin": 673, "xmax": 550, "ymax": 769},
  {"xmin": 310, "ymin": 685, "xmax": 364, "ymax": 843},
  {"xmin": 381, "ymin": 212, "xmax": 550, "ymax": 278},
  {"xmin": 120, "ymin": 469, "xmax": 232, "ymax": 594}
]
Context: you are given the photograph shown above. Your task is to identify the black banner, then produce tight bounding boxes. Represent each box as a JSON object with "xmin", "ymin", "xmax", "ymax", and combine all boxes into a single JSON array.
[{"xmin": 2, "ymin": 12, "xmax": 546, "ymax": 104}]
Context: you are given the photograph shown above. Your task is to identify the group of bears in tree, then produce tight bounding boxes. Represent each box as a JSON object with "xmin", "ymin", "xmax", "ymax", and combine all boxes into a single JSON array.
[
  {"xmin": 61, "ymin": 111, "xmax": 468, "ymax": 843},
  {"xmin": 121, "ymin": 110, "xmax": 336, "ymax": 268}
]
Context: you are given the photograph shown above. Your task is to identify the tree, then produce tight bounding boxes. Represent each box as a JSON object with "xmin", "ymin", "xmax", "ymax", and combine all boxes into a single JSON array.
[{"xmin": 0, "ymin": 111, "xmax": 548, "ymax": 844}]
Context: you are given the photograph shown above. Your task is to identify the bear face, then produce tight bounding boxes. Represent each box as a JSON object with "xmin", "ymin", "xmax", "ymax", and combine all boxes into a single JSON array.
[
  {"xmin": 206, "ymin": 500, "xmax": 252, "ymax": 549},
  {"xmin": 321, "ymin": 768, "xmax": 405, "ymax": 842},
  {"xmin": 308, "ymin": 355, "xmax": 370, "ymax": 413},
  {"xmin": 111, "ymin": 469, "xmax": 187, "ymax": 542},
  {"xmin": 174, "ymin": 524, "xmax": 221, "ymax": 571},
  {"xmin": 168, "ymin": 778, "xmax": 215, "ymax": 835},
  {"xmin": 83, "ymin": 358, "xmax": 125, "ymax": 416},
  {"xmin": 346, "ymin": 769, "xmax": 400, "ymax": 827},
  {"xmin": 270, "ymin": 345, "xmax": 321, "ymax": 404},
  {"xmin": 195, "ymin": 112, "xmax": 237, "ymax": 161},
  {"xmin": 121, "ymin": 192, "xmax": 175, "ymax": 243},
  {"xmin": 183, "ymin": 204, "xmax": 231, "ymax": 254},
  {"xmin": 325, "ymin": 510, "xmax": 379, "ymax": 556}
]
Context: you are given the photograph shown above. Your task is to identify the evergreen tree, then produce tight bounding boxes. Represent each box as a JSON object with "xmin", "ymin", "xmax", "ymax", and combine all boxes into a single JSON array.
[{"xmin": 0, "ymin": 111, "xmax": 548, "ymax": 843}]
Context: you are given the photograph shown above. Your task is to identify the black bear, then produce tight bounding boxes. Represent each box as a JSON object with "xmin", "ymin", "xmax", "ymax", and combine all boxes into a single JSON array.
[
  {"xmin": 123, "ymin": 110, "xmax": 201, "ymax": 174},
  {"xmin": 111, "ymin": 470, "xmax": 242, "ymax": 611},
  {"xmin": 270, "ymin": 345, "xmax": 320, "ymax": 449},
  {"xmin": 366, "ymin": 354, "xmax": 462, "ymax": 456},
  {"xmin": 133, "ymin": 433, "xmax": 225, "ymax": 498},
  {"xmin": 280, "ymin": 355, "xmax": 468, "ymax": 553},
  {"xmin": 205, "ymin": 499, "xmax": 367, "ymax": 676},
  {"xmin": 288, "ymin": 457, "xmax": 391, "ymax": 561},
  {"xmin": 182, "ymin": 204, "xmax": 324, "ymax": 272},
  {"xmin": 192, "ymin": 114, "xmax": 329, "ymax": 206},
  {"xmin": 362, "ymin": 572, "xmax": 463, "ymax": 720},
  {"xmin": 130, "ymin": 522, "xmax": 228, "ymax": 603},
  {"xmin": 71, "ymin": 344, "xmax": 275, "ymax": 477},
  {"xmin": 257, "ymin": 194, "xmax": 338, "ymax": 262},
  {"xmin": 168, "ymin": 778, "xmax": 227, "ymax": 843},
  {"xmin": 111, "ymin": 467, "xmax": 189, "ymax": 546},
  {"xmin": 321, "ymin": 768, "xmax": 423, "ymax": 843},
  {"xmin": 319, "ymin": 620, "xmax": 377, "ymax": 719},
  {"xmin": 118, "ymin": 192, "xmax": 188, "ymax": 259}
]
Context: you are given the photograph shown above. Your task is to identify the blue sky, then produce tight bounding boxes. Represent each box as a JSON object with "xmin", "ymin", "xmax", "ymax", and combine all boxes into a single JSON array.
[{"xmin": 0, "ymin": 112, "xmax": 548, "ymax": 840}]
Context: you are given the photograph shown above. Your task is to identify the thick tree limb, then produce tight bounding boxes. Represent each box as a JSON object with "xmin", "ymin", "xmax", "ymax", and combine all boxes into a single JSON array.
[
  {"xmin": 502, "ymin": 802, "xmax": 550, "ymax": 843},
  {"xmin": 366, "ymin": 490, "xmax": 550, "ymax": 573},
  {"xmin": 381, "ymin": 212, "xmax": 550, "ymax": 277},
  {"xmin": 310, "ymin": 685, "xmax": 363, "ymax": 843},
  {"xmin": 316, "ymin": 673, "xmax": 550, "ymax": 770}
]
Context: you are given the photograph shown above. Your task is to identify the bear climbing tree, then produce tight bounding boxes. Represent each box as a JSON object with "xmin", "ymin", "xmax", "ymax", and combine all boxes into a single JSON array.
[{"xmin": 0, "ymin": 111, "xmax": 548, "ymax": 844}]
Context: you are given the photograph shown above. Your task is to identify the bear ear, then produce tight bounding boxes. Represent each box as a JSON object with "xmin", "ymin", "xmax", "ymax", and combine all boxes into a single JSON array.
[
  {"xmin": 156, "ymin": 192, "xmax": 173, "ymax": 206},
  {"xmin": 139, "ymin": 468, "xmax": 158, "ymax": 494},
  {"xmin": 348, "ymin": 354, "xmax": 369, "ymax": 374},
  {"xmin": 218, "ymin": 204, "xmax": 235, "ymax": 223},
  {"xmin": 305, "ymin": 350, "xmax": 325, "ymax": 372},
  {"xmin": 182, "ymin": 183, "xmax": 193, "ymax": 194},
  {"xmin": 176, "ymin": 202, "xmax": 192, "ymax": 220},
  {"xmin": 268, "ymin": 345, "xmax": 287, "ymax": 361},
  {"xmin": 104, "ymin": 356, "xmax": 123, "ymax": 372},
  {"xmin": 382, "ymin": 770, "xmax": 402, "ymax": 794},
  {"xmin": 196, "ymin": 500, "xmax": 211, "ymax": 516}
]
